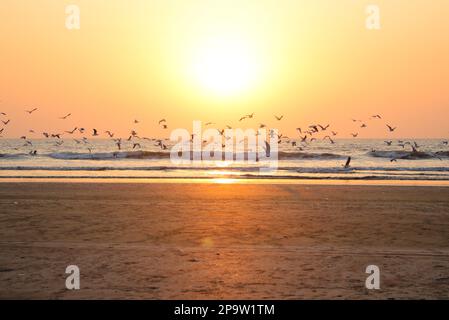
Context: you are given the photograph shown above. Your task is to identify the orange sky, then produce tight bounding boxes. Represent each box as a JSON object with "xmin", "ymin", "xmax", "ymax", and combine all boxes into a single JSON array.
[{"xmin": 0, "ymin": 0, "xmax": 448, "ymax": 139}]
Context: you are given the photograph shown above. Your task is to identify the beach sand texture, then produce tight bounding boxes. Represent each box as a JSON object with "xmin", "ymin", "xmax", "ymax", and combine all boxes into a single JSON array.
[{"xmin": 0, "ymin": 182, "xmax": 448, "ymax": 299}]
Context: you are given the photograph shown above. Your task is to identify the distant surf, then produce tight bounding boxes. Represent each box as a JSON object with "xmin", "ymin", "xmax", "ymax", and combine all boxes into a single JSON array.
[{"xmin": 1, "ymin": 139, "xmax": 448, "ymax": 181}]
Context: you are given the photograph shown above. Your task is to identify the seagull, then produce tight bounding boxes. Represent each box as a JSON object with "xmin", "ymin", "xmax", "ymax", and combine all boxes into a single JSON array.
[
  {"xmin": 134, "ymin": 119, "xmax": 139, "ymax": 124},
  {"xmin": 60, "ymin": 113, "xmax": 71, "ymax": 120},
  {"xmin": 259, "ymin": 124, "xmax": 266, "ymax": 129},
  {"xmin": 263, "ymin": 140, "xmax": 271, "ymax": 157},
  {"xmin": 2, "ymin": 120, "xmax": 10, "ymax": 125},
  {"xmin": 25, "ymin": 108, "xmax": 38, "ymax": 114},
  {"xmin": 309, "ymin": 125, "xmax": 319, "ymax": 133},
  {"xmin": 0, "ymin": 112, "xmax": 6, "ymax": 116},
  {"xmin": 384, "ymin": 141, "xmax": 393, "ymax": 146},
  {"xmin": 65, "ymin": 127, "xmax": 78, "ymax": 134},
  {"xmin": 42, "ymin": 132, "xmax": 49, "ymax": 138},
  {"xmin": 343, "ymin": 156, "xmax": 351, "ymax": 168},
  {"xmin": 318, "ymin": 124, "xmax": 330, "ymax": 131},
  {"xmin": 239, "ymin": 116, "xmax": 247, "ymax": 121},
  {"xmin": 162, "ymin": 124, "xmax": 168, "ymax": 129},
  {"xmin": 372, "ymin": 115, "xmax": 382, "ymax": 119},
  {"xmin": 443, "ymin": 141, "xmax": 448, "ymax": 145},
  {"xmin": 246, "ymin": 113, "xmax": 254, "ymax": 119},
  {"xmin": 296, "ymin": 128, "xmax": 302, "ymax": 134},
  {"xmin": 92, "ymin": 129, "xmax": 99, "ymax": 136},
  {"xmin": 105, "ymin": 131, "xmax": 114, "ymax": 138},
  {"xmin": 386, "ymin": 124, "xmax": 396, "ymax": 132},
  {"xmin": 133, "ymin": 143, "xmax": 141, "ymax": 149},
  {"xmin": 205, "ymin": 122, "xmax": 215, "ymax": 126},
  {"xmin": 158, "ymin": 119, "xmax": 166, "ymax": 124},
  {"xmin": 360, "ymin": 123, "xmax": 367, "ymax": 128},
  {"xmin": 274, "ymin": 115, "xmax": 283, "ymax": 121},
  {"xmin": 351, "ymin": 133, "xmax": 358, "ymax": 138},
  {"xmin": 323, "ymin": 135, "xmax": 335, "ymax": 144},
  {"xmin": 331, "ymin": 131, "xmax": 338, "ymax": 136}
]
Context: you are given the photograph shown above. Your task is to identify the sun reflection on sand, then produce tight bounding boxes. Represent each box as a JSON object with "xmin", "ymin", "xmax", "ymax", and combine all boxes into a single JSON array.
[{"xmin": 212, "ymin": 178, "xmax": 238, "ymax": 184}]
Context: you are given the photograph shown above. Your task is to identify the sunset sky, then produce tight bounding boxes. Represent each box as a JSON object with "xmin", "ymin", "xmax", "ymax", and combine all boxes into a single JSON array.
[{"xmin": 0, "ymin": 0, "xmax": 448, "ymax": 138}]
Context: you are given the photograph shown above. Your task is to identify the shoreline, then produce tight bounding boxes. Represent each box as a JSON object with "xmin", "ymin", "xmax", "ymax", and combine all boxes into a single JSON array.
[{"xmin": 1, "ymin": 177, "xmax": 449, "ymax": 187}]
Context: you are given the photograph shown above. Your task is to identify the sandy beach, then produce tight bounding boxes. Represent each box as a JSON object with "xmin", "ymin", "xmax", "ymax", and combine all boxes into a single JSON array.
[{"xmin": 0, "ymin": 181, "xmax": 449, "ymax": 299}]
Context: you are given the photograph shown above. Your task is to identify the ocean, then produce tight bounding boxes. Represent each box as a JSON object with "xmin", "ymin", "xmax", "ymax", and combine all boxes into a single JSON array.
[{"xmin": 0, "ymin": 138, "xmax": 448, "ymax": 181}]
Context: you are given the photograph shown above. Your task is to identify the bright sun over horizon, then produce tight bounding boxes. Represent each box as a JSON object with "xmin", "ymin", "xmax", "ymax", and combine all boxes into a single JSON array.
[
  {"xmin": 189, "ymin": 35, "xmax": 261, "ymax": 96},
  {"xmin": 0, "ymin": 0, "xmax": 449, "ymax": 139}
]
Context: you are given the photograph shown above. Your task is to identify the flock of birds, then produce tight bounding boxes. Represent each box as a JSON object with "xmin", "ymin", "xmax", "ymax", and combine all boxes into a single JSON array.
[{"xmin": 0, "ymin": 105, "xmax": 448, "ymax": 168}]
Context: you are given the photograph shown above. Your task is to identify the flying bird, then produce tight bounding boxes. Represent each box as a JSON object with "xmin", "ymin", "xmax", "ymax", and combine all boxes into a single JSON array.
[
  {"xmin": 65, "ymin": 127, "xmax": 78, "ymax": 134},
  {"xmin": 263, "ymin": 140, "xmax": 271, "ymax": 157},
  {"xmin": 323, "ymin": 136, "xmax": 335, "ymax": 144},
  {"xmin": 386, "ymin": 124, "xmax": 396, "ymax": 132},
  {"xmin": 105, "ymin": 131, "xmax": 114, "ymax": 138},
  {"xmin": 343, "ymin": 156, "xmax": 351, "ymax": 168},
  {"xmin": 274, "ymin": 115, "xmax": 283, "ymax": 121},
  {"xmin": 25, "ymin": 108, "xmax": 38, "ymax": 114},
  {"xmin": 60, "ymin": 113, "xmax": 71, "ymax": 120}
]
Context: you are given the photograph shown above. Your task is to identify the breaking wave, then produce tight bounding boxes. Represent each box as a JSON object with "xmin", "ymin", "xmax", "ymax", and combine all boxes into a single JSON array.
[
  {"xmin": 1, "ymin": 151, "xmax": 346, "ymax": 161},
  {"xmin": 368, "ymin": 150, "xmax": 449, "ymax": 160}
]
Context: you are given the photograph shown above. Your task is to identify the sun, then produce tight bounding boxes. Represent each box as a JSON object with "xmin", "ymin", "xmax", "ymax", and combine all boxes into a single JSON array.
[{"xmin": 190, "ymin": 36, "xmax": 259, "ymax": 96}]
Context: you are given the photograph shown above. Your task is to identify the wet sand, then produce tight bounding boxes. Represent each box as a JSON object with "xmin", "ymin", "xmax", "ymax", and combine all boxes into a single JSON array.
[{"xmin": 0, "ymin": 182, "xmax": 449, "ymax": 299}]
